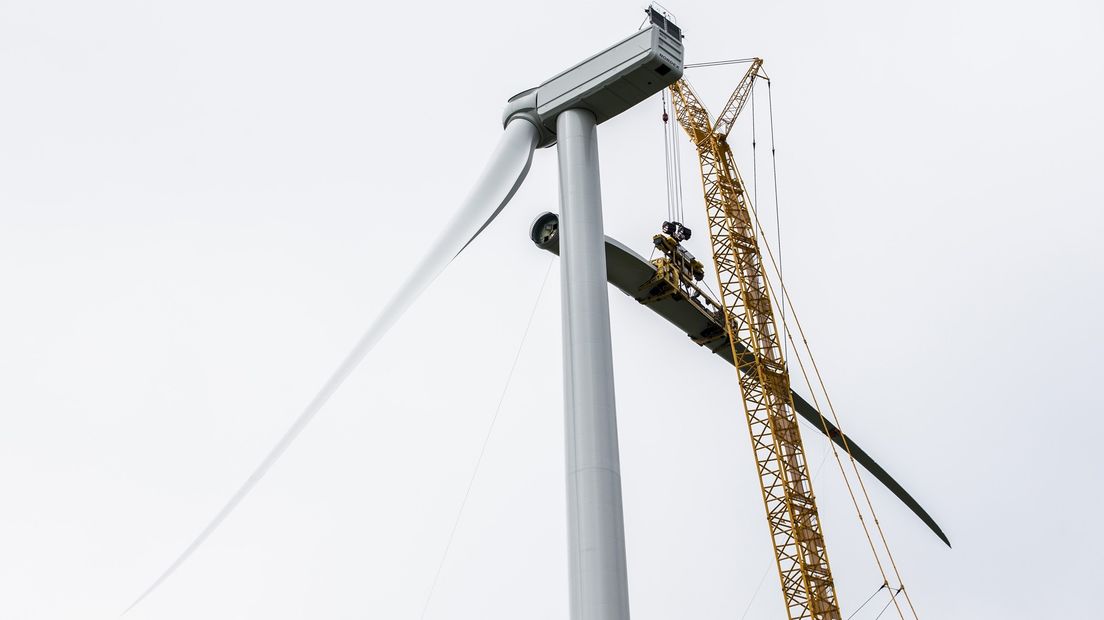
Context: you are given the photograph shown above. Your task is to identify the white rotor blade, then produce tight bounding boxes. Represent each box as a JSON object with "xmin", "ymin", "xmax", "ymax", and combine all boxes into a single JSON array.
[{"xmin": 124, "ymin": 118, "xmax": 539, "ymax": 614}]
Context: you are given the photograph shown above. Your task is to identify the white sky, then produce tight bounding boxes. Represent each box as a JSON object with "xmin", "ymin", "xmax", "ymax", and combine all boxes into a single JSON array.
[{"xmin": 1, "ymin": 1, "xmax": 1102, "ymax": 618}]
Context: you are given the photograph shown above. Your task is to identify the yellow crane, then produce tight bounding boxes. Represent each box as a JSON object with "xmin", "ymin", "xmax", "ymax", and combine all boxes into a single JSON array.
[{"xmin": 667, "ymin": 60, "xmax": 842, "ymax": 620}]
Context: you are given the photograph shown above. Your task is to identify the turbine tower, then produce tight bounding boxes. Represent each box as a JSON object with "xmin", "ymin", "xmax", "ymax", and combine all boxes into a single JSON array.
[{"xmin": 502, "ymin": 10, "xmax": 685, "ymax": 618}]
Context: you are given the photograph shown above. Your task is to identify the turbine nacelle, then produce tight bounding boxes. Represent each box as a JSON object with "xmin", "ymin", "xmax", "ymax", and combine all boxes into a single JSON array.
[{"xmin": 503, "ymin": 6, "xmax": 685, "ymax": 148}]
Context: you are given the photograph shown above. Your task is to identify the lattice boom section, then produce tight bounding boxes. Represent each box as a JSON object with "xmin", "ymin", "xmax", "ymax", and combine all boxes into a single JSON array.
[{"xmin": 669, "ymin": 78, "xmax": 841, "ymax": 620}]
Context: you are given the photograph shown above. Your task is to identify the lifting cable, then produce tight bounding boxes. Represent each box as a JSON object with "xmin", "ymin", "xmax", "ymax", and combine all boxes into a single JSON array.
[
  {"xmin": 661, "ymin": 90, "xmax": 675, "ymax": 223},
  {"xmin": 661, "ymin": 89, "xmax": 686, "ymax": 224},
  {"xmin": 672, "ymin": 98, "xmax": 686, "ymax": 223},
  {"xmin": 754, "ymin": 217, "xmax": 918, "ymax": 620},
  {"xmin": 779, "ymin": 298, "xmax": 907, "ymax": 620},
  {"xmin": 766, "ymin": 80, "xmax": 787, "ymax": 364},
  {"xmin": 874, "ymin": 588, "xmax": 906, "ymax": 620},
  {"xmin": 746, "ymin": 82, "xmax": 918, "ymax": 619},
  {"xmin": 751, "ymin": 79, "xmax": 759, "ymax": 222},
  {"xmin": 684, "ymin": 57, "xmax": 759, "ymax": 69},
  {"xmin": 846, "ymin": 583, "xmax": 888, "ymax": 620},
  {"xmin": 419, "ymin": 259, "xmax": 555, "ymax": 619},
  {"xmin": 738, "ymin": 560, "xmax": 775, "ymax": 620}
]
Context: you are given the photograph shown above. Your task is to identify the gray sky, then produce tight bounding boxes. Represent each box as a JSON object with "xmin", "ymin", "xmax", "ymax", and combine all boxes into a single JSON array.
[{"xmin": 1, "ymin": 0, "xmax": 1101, "ymax": 618}]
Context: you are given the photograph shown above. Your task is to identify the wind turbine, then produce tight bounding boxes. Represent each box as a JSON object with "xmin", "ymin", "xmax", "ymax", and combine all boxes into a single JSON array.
[
  {"xmin": 127, "ymin": 9, "xmax": 685, "ymax": 619},
  {"xmin": 127, "ymin": 7, "xmax": 945, "ymax": 619}
]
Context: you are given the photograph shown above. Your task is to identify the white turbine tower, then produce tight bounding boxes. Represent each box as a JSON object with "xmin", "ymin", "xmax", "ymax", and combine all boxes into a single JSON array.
[
  {"xmin": 501, "ymin": 12, "xmax": 684, "ymax": 618},
  {"xmin": 126, "ymin": 8, "xmax": 684, "ymax": 620}
]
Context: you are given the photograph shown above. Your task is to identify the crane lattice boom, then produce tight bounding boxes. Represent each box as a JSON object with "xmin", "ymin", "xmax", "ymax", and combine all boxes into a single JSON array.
[{"xmin": 669, "ymin": 61, "xmax": 842, "ymax": 620}]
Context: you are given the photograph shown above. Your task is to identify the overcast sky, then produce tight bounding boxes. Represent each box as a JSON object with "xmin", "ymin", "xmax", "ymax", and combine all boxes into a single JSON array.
[{"xmin": 2, "ymin": 1, "xmax": 1102, "ymax": 618}]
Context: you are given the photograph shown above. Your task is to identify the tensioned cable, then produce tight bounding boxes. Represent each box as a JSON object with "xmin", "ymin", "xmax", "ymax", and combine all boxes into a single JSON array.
[
  {"xmin": 766, "ymin": 81, "xmax": 787, "ymax": 365},
  {"xmin": 846, "ymin": 583, "xmax": 888, "ymax": 620},
  {"xmin": 665, "ymin": 92, "xmax": 686, "ymax": 223},
  {"xmin": 875, "ymin": 588, "xmax": 905, "ymax": 620},
  {"xmin": 753, "ymin": 224, "xmax": 906, "ymax": 620},
  {"xmin": 752, "ymin": 211, "xmax": 920, "ymax": 617},
  {"xmin": 418, "ymin": 259, "xmax": 554, "ymax": 619},
  {"xmin": 741, "ymin": 80, "xmax": 907, "ymax": 616},
  {"xmin": 684, "ymin": 57, "xmax": 758, "ymax": 69},
  {"xmin": 669, "ymin": 110, "xmax": 679, "ymax": 222},
  {"xmin": 662, "ymin": 90, "xmax": 675, "ymax": 223},
  {"xmin": 738, "ymin": 560, "xmax": 774, "ymax": 620},
  {"xmin": 751, "ymin": 81, "xmax": 759, "ymax": 232},
  {"xmin": 739, "ymin": 74, "xmax": 920, "ymax": 618},
  {"xmin": 748, "ymin": 184, "xmax": 914, "ymax": 620},
  {"xmin": 701, "ymin": 277, "xmax": 722, "ymax": 309},
  {"xmin": 672, "ymin": 115, "xmax": 681, "ymax": 223}
]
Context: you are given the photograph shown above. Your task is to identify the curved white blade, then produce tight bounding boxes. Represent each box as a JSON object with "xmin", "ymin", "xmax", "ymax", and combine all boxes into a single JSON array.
[{"xmin": 124, "ymin": 119, "xmax": 540, "ymax": 615}]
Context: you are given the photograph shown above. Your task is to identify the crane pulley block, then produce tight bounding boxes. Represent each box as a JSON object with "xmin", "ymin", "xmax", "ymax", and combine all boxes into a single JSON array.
[{"xmin": 652, "ymin": 229, "xmax": 705, "ymax": 281}]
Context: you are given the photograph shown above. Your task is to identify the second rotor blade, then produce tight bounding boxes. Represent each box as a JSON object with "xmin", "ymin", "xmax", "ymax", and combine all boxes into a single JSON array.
[{"xmin": 124, "ymin": 118, "xmax": 540, "ymax": 614}]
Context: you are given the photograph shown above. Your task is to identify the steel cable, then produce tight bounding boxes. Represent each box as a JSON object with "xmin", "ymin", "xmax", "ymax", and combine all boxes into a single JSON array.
[
  {"xmin": 846, "ymin": 583, "xmax": 888, "ymax": 620},
  {"xmin": 684, "ymin": 57, "xmax": 759, "ymax": 69},
  {"xmin": 419, "ymin": 258, "xmax": 554, "ymax": 619},
  {"xmin": 747, "ymin": 86, "xmax": 918, "ymax": 616}
]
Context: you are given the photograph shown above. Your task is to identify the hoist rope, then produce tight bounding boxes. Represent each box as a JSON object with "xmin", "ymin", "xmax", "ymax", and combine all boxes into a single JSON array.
[
  {"xmin": 745, "ymin": 81, "xmax": 916, "ymax": 619},
  {"xmin": 744, "ymin": 80, "xmax": 890, "ymax": 618},
  {"xmin": 671, "ymin": 117, "xmax": 680, "ymax": 221},
  {"xmin": 760, "ymin": 252, "xmax": 920, "ymax": 618},
  {"xmin": 766, "ymin": 81, "xmax": 787, "ymax": 365},
  {"xmin": 747, "ymin": 170, "xmax": 917, "ymax": 620},
  {"xmin": 419, "ymin": 259, "xmax": 554, "ymax": 619},
  {"xmin": 669, "ymin": 97, "xmax": 679, "ymax": 222},
  {"xmin": 684, "ymin": 57, "xmax": 759, "ymax": 69},
  {"xmin": 665, "ymin": 91, "xmax": 687, "ymax": 223},
  {"xmin": 846, "ymin": 583, "xmax": 888, "ymax": 620},
  {"xmin": 751, "ymin": 81, "xmax": 759, "ymax": 226},
  {"xmin": 750, "ymin": 203, "xmax": 907, "ymax": 619},
  {"xmin": 671, "ymin": 117, "xmax": 681, "ymax": 222},
  {"xmin": 661, "ymin": 90, "xmax": 675, "ymax": 223},
  {"xmin": 738, "ymin": 560, "xmax": 775, "ymax": 620},
  {"xmin": 661, "ymin": 86, "xmax": 692, "ymax": 224},
  {"xmin": 874, "ymin": 588, "xmax": 905, "ymax": 620},
  {"xmin": 775, "ymin": 290, "xmax": 907, "ymax": 620}
]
